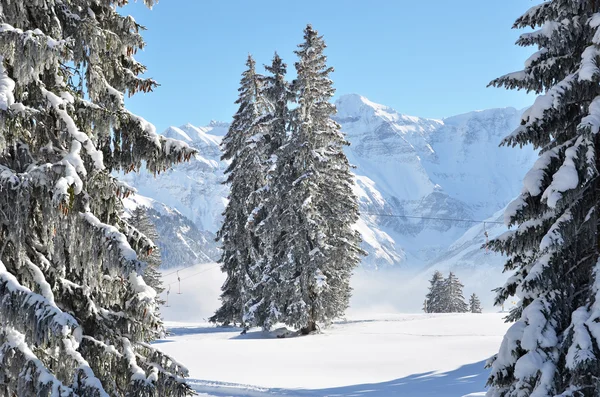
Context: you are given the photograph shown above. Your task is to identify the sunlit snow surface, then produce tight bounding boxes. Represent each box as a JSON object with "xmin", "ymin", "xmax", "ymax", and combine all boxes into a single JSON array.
[
  {"xmin": 157, "ymin": 313, "xmax": 509, "ymax": 397},
  {"xmin": 158, "ymin": 264, "xmax": 512, "ymax": 397}
]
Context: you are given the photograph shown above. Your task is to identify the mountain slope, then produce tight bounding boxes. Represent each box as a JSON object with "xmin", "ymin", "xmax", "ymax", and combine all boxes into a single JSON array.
[
  {"xmin": 336, "ymin": 94, "xmax": 535, "ymax": 266},
  {"xmin": 123, "ymin": 94, "xmax": 536, "ymax": 269},
  {"xmin": 122, "ymin": 195, "xmax": 219, "ymax": 268},
  {"xmin": 121, "ymin": 121, "xmax": 228, "ymax": 233}
]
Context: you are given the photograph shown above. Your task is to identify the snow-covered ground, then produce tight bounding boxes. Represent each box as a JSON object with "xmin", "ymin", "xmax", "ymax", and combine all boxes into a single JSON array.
[
  {"xmin": 157, "ymin": 264, "xmax": 512, "ymax": 397},
  {"xmin": 157, "ymin": 314, "xmax": 509, "ymax": 397}
]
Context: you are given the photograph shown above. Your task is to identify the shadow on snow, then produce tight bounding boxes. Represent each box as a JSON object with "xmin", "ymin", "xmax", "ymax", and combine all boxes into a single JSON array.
[
  {"xmin": 165, "ymin": 325, "xmax": 244, "ymax": 337},
  {"xmin": 163, "ymin": 325, "xmax": 302, "ymax": 340},
  {"xmin": 188, "ymin": 360, "xmax": 489, "ymax": 397}
]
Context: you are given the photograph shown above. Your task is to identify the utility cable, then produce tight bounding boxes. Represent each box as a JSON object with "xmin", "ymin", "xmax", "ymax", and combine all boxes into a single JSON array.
[{"xmin": 159, "ymin": 212, "xmax": 503, "ymax": 288}]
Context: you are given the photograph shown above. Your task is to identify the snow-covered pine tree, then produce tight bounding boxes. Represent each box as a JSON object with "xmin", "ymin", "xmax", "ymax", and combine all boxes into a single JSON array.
[
  {"xmin": 486, "ymin": 2, "xmax": 600, "ymax": 396},
  {"xmin": 469, "ymin": 293, "xmax": 482, "ymax": 314},
  {"xmin": 249, "ymin": 53, "xmax": 292, "ymax": 330},
  {"xmin": 262, "ymin": 53, "xmax": 290, "ymax": 164},
  {"xmin": 210, "ymin": 55, "xmax": 271, "ymax": 327},
  {"xmin": 424, "ymin": 270, "xmax": 444, "ymax": 313},
  {"xmin": 129, "ymin": 206, "xmax": 164, "ymax": 303},
  {"xmin": 441, "ymin": 272, "xmax": 468, "ymax": 313},
  {"xmin": 269, "ymin": 25, "xmax": 365, "ymax": 334},
  {"xmin": 0, "ymin": 1, "xmax": 195, "ymax": 395}
]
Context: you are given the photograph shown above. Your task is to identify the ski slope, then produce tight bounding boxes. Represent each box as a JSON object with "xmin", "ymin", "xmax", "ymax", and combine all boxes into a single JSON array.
[{"xmin": 156, "ymin": 313, "xmax": 511, "ymax": 397}]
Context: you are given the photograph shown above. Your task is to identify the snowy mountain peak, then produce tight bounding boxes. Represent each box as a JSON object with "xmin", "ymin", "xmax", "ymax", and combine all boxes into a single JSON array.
[
  {"xmin": 208, "ymin": 120, "xmax": 230, "ymax": 130},
  {"xmin": 162, "ymin": 123, "xmax": 224, "ymax": 149},
  {"xmin": 163, "ymin": 126, "xmax": 193, "ymax": 142},
  {"xmin": 335, "ymin": 94, "xmax": 391, "ymax": 118},
  {"xmin": 441, "ymin": 107, "xmax": 521, "ymax": 140},
  {"xmin": 335, "ymin": 94, "xmax": 442, "ymax": 128},
  {"xmin": 179, "ymin": 124, "xmax": 222, "ymax": 147}
]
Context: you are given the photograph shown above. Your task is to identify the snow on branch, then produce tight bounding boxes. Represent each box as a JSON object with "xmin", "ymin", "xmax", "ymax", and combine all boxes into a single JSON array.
[
  {"xmin": 514, "ymin": 2, "xmax": 553, "ymax": 29},
  {"xmin": 0, "ymin": 327, "xmax": 74, "ymax": 396},
  {"xmin": 539, "ymin": 209, "xmax": 572, "ymax": 251},
  {"xmin": 541, "ymin": 137, "xmax": 584, "ymax": 208},
  {"xmin": 79, "ymin": 211, "xmax": 138, "ymax": 262},
  {"xmin": 0, "ymin": 259, "xmax": 78, "ymax": 343},
  {"xmin": 0, "ymin": 55, "xmax": 15, "ymax": 111},
  {"xmin": 578, "ymin": 45, "xmax": 600, "ymax": 81},
  {"xmin": 135, "ymin": 342, "xmax": 192, "ymax": 393},
  {"xmin": 118, "ymin": 216, "xmax": 157, "ymax": 258},
  {"xmin": 0, "ymin": 23, "xmax": 71, "ymax": 86},
  {"xmin": 22, "ymin": 258, "xmax": 56, "ymax": 306},
  {"xmin": 565, "ymin": 307, "xmax": 595, "ymax": 371},
  {"xmin": 42, "ymin": 87, "xmax": 105, "ymax": 172},
  {"xmin": 122, "ymin": 337, "xmax": 151, "ymax": 383},
  {"xmin": 522, "ymin": 144, "xmax": 563, "ymax": 197},
  {"xmin": 502, "ymin": 194, "xmax": 554, "ymax": 229},
  {"xmin": 0, "ymin": 261, "xmax": 109, "ymax": 396},
  {"xmin": 587, "ymin": 261, "xmax": 600, "ymax": 346},
  {"xmin": 517, "ymin": 21, "xmax": 563, "ymax": 47},
  {"xmin": 580, "ymin": 95, "xmax": 600, "ymax": 133},
  {"xmin": 502, "ymin": 74, "xmax": 576, "ymax": 147},
  {"xmin": 115, "ymin": 111, "xmax": 197, "ymax": 174}
]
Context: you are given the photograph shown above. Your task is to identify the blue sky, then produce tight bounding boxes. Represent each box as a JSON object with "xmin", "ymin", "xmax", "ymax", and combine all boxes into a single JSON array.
[{"xmin": 123, "ymin": 1, "xmax": 536, "ymax": 133}]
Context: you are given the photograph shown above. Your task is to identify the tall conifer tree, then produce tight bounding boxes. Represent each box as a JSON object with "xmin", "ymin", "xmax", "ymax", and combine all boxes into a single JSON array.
[
  {"xmin": 211, "ymin": 55, "xmax": 270, "ymax": 327},
  {"xmin": 250, "ymin": 53, "xmax": 292, "ymax": 329},
  {"xmin": 487, "ymin": 2, "xmax": 600, "ymax": 395},
  {"xmin": 268, "ymin": 25, "xmax": 365, "ymax": 334},
  {"xmin": 0, "ymin": 1, "xmax": 195, "ymax": 395}
]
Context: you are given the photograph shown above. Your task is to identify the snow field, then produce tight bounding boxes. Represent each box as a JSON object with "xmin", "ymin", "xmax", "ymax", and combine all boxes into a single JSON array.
[
  {"xmin": 158, "ymin": 313, "xmax": 510, "ymax": 396},
  {"xmin": 157, "ymin": 264, "xmax": 511, "ymax": 397}
]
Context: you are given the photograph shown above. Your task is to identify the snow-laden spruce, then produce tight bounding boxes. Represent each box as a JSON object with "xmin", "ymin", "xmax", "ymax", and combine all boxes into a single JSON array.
[
  {"xmin": 211, "ymin": 27, "xmax": 364, "ymax": 334},
  {"xmin": 0, "ymin": 1, "xmax": 194, "ymax": 395},
  {"xmin": 469, "ymin": 293, "xmax": 482, "ymax": 314},
  {"xmin": 441, "ymin": 272, "xmax": 468, "ymax": 314},
  {"xmin": 423, "ymin": 270, "xmax": 445, "ymax": 313},
  {"xmin": 423, "ymin": 271, "xmax": 468, "ymax": 313},
  {"xmin": 248, "ymin": 53, "xmax": 292, "ymax": 330},
  {"xmin": 267, "ymin": 25, "xmax": 366, "ymax": 334},
  {"xmin": 487, "ymin": 2, "xmax": 600, "ymax": 396},
  {"xmin": 210, "ymin": 55, "xmax": 272, "ymax": 327},
  {"xmin": 129, "ymin": 206, "xmax": 164, "ymax": 307}
]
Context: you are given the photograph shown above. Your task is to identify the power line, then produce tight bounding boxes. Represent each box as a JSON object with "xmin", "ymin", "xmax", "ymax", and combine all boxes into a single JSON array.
[
  {"xmin": 162, "ymin": 262, "xmax": 217, "ymax": 279},
  {"xmin": 164, "ymin": 264, "xmax": 221, "ymax": 287},
  {"xmin": 361, "ymin": 212, "xmax": 504, "ymax": 225},
  {"xmin": 160, "ymin": 212, "xmax": 502, "ymax": 289}
]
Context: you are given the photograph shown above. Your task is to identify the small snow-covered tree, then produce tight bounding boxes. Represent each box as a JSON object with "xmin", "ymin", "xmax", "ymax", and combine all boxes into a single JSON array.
[
  {"xmin": 469, "ymin": 293, "xmax": 482, "ymax": 314},
  {"xmin": 0, "ymin": 1, "xmax": 195, "ymax": 395},
  {"xmin": 268, "ymin": 25, "xmax": 365, "ymax": 334},
  {"xmin": 486, "ymin": 1, "xmax": 600, "ymax": 396},
  {"xmin": 210, "ymin": 55, "xmax": 271, "ymax": 327},
  {"xmin": 129, "ymin": 206, "xmax": 164, "ymax": 302},
  {"xmin": 424, "ymin": 270, "xmax": 444, "ymax": 313},
  {"xmin": 441, "ymin": 272, "xmax": 468, "ymax": 313}
]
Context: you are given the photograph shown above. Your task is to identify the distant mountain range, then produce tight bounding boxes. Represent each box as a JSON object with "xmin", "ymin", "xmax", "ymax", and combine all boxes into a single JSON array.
[{"xmin": 121, "ymin": 94, "xmax": 536, "ymax": 275}]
